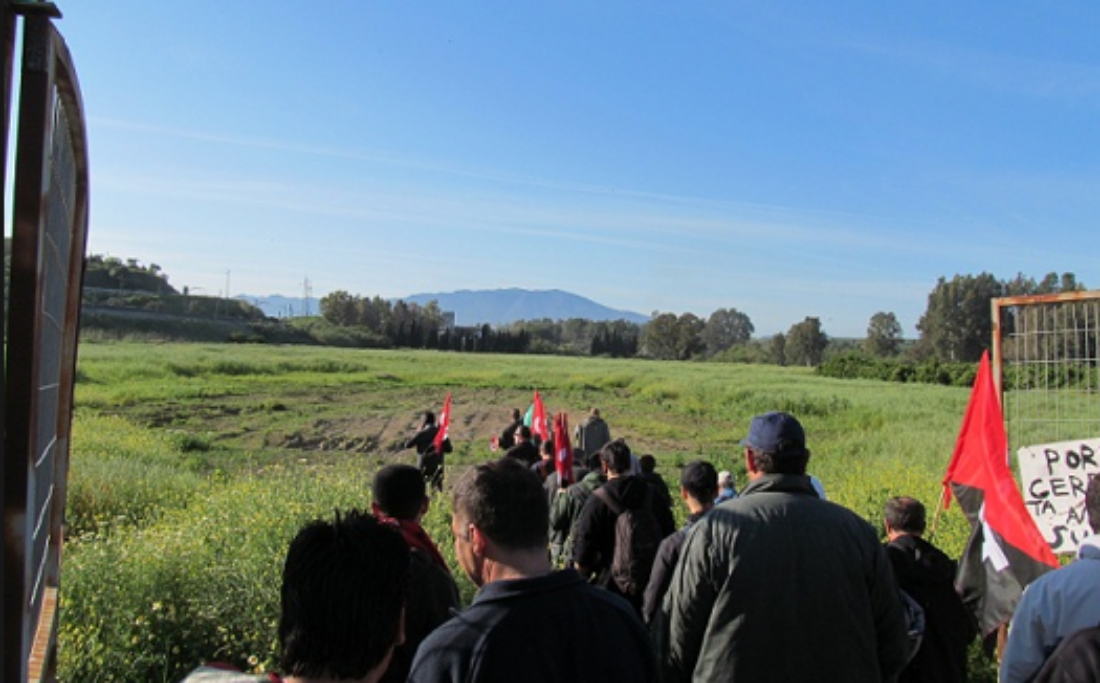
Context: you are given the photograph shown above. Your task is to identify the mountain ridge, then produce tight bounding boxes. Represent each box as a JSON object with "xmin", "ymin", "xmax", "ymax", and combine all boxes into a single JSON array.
[{"xmin": 239, "ymin": 288, "xmax": 649, "ymax": 326}]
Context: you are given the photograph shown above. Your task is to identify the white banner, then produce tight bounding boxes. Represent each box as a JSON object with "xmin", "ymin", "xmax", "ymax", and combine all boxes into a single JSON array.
[{"xmin": 1017, "ymin": 438, "xmax": 1100, "ymax": 554}]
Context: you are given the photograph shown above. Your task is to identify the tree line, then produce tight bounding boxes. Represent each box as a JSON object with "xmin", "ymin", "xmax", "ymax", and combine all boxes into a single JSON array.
[
  {"xmin": 318, "ymin": 271, "xmax": 1089, "ymax": 370},
  {"xmin": 66, "ymin": 255, "xmax": 1090, "ymax": 373}
]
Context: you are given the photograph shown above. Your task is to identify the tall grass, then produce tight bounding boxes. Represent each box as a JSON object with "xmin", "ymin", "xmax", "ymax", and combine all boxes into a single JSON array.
[{"xmin": 63, "ymin": 342, "xmax": 990, "ymax": 681}]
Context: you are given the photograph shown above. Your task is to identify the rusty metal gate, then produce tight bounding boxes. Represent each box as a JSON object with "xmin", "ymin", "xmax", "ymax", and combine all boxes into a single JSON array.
[
  {"xmin": 3, "ymin": 2, "xmax": 90, "ymax": 681},
  {"xmin": 992, "ymin": 291, "xmax": 1100, "ymax": 554}
]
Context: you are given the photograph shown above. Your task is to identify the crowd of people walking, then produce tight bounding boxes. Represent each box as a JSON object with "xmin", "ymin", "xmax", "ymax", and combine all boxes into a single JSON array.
[{"xmin": 185, "ymin": 406, "xmax": 1100, "ymax": 683}]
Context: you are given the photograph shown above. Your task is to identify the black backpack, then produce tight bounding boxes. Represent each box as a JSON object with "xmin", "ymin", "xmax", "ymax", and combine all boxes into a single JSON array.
[
  {"xmin": 1032, "ymin": 623, "xmax": 1100, "ymax": 683},
  {"xmin": 594, "ymin": 487, "xmax": 662, "ymax": 596}
]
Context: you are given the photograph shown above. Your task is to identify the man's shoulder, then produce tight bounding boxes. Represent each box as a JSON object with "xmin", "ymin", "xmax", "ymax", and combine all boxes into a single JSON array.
[
  {"xmin": 409, "ymin": 548, "xmax": 457, "ymax": 585},
  {"xmin": 1023, "ymin": 554, "xmax": 1100, "ymax": 598}
]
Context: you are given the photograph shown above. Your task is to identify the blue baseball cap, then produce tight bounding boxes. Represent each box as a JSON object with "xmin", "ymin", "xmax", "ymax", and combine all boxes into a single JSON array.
[{"xmin": 739, "ymin": 411, "xmax": 806, "ymax": 454}]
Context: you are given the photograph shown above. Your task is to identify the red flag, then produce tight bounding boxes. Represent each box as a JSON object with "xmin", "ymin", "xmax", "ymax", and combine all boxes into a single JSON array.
[
  {"xmin": 432, "ymin": 392, "xmax": 452, "ymax": 456},
  {"xmin": 553, "ymin": 412, "xmax": 575, "ymax": 487},
  {"xmin": 531, "ymin": 390, "xmax": 549, "ymax": 444},
  {"xmin": 943, "ymin": 351, "xmax": 1057, "ymax": 637}
]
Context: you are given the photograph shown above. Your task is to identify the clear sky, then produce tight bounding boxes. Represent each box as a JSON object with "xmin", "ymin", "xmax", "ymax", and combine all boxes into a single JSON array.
[{"xmin": 13, "ymin": 2, "xmax": 1100, "ymax": 337}]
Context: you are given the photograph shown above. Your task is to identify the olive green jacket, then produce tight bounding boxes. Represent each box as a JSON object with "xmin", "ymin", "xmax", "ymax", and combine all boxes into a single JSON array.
[{"xmin": 661, "ymin": 474, "xmax": 908, "ymax": 683}]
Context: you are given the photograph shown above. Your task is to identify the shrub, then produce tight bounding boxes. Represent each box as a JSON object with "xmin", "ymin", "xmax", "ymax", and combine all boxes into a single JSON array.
[{"xmin": 59, "ymin": 467, "xmax": 371, "ymax": 682}]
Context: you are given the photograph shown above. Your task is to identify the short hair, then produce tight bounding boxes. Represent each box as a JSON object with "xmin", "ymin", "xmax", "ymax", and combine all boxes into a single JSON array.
[
  {"xmin": 372, "ymin": 464, "xmax": 426, "ymax": 520},
  {"xmin": 584, "ymin": 450, "xmax": 602, "ymax": 471},
  {"xmin": 516, "ymin": 425, "xmax": 532, "ymax": 440},
  {"xmin": 279, "ymin": 510, "xmax": 409, "ymax": 680},
  {"xmin": 541, "ymin": 439, "xmax": 556, "ymax": 457},
  {"xmin": 590, "ymin": 407, "xmax": 601, "ymax": 418},
  {"xmin": 452, "ymin": 458, "xmax": 549, "ymax": 550},
  {"xmin": 638, "ymin": 454, "xmax": 657, "ymax": 474},
  {"xmin": 681, "ymin": 461, "xmax": 719, "ymax": 502},
  {"xmin": 511, "ymin": 407, "xmax": 522, "ymax": 421},
  {"xmin": 748, "ymin": 448, "xmax": 808, "ymax": 475},
  {"xmin": 884, "ymin": 496, "xmax": 927, "ymax": 536},
  {"xmin": 1087, "ymin": 475, "xmax": 1100, "ymax": 533},
  {"xmin": 600, "ymin": 439, "xmax": 633, "ymax": 475},
  {"xmin": 421, "ymin": 411, "xmax": 436, "ymax": 425}
]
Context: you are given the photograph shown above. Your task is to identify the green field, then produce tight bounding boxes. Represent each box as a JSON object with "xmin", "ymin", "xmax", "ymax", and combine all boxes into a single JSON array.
[{"xmin": 61, "ymin": 341, "xmax": 989, "ymax": 681}]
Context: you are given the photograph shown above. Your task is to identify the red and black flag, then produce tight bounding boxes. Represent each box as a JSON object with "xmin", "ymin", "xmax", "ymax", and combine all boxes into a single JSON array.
[
  {"xmin": 942, "ymin": 351, "xmax": 1058, "ymax": 639},
  {"xmin": 553, "ymin": 412, "xmax": 575, "ymax": 487}
]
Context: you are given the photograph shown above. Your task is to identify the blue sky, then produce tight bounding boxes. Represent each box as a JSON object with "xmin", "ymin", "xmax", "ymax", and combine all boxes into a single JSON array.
[{"xmin": 13, "ymin": 2, "xmax": 1100, "ymax": 336}]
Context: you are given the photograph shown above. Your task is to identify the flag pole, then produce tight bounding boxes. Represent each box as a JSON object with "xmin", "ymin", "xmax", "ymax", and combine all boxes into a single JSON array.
[{"xmin": 928, "ymin": 485, "xmax": 948, "ymax": 543}]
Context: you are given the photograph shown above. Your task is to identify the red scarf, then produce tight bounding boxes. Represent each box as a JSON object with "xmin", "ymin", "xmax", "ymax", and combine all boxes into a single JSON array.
[{"xmin": 376, "ymin": 515, "xmax": 450, "ymax": 575}]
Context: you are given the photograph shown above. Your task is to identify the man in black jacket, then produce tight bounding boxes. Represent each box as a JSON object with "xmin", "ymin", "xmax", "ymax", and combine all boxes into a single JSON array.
[
  {"xmin": 403, "ymin": 410, "xmax": 452, "ymax": 492},
  {"xmin": 372, "ymin": 465, "xmax": 460, "ymax": 683},
  {"xmin": 497, "ymin": 407, "xmax": 523, "ymax": 451},
  {"xmin": 884, "ymin": 496, "xmax": 976, "ymax": 683},
  {"xmin": 572, "ymin": 439, "xmax": 675, "ymax": 615},
  {"xmin": 642, "ymin": 460, "xmax": 717, "ymax": 626},
  {"xmin": 504, "ymin": 425, "xmax": 540, "ymax": 467},
  {"xmin": 409, "ymin": 458, "xmax": 655, "ymax": 683}
]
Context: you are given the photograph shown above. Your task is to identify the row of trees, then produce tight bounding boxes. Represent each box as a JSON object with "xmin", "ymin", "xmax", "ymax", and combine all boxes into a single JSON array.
[
  {"xmin": 84, "ymin": 254, "xmax": 178, "ymax": 295},
  {"xmin": 318, "ymin": 271, "xmax": 1089, "ymax": 367},
  {"xmin": 915, "ymin": 271, "xmax": 1087, "ymax": 362}
]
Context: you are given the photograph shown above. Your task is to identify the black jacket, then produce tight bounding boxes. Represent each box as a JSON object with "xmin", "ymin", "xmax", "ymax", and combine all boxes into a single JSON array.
[
  {"xmin": 409, "ymin": 570, "xmax": 656, "ymax": 683},
  {"xmin": 572, "ymin": 475, "xmax": 676, "ymax": 589},
  {"xmin": 887, "ymin": 534, "xmax": 977, "ymax": 683},
  {"xmin": 505, "ymin": 440, "xmax": 540, "ymax": 467}
]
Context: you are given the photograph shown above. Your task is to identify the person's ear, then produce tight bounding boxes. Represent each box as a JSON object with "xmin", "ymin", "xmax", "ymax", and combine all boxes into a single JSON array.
[
  {"xmin": 744, "ymin": 448, "xmax": 758, "ymax": 475},
  {"xmin": 468, "ymin": 523, "xmax": 489, "ymax": 555},
  {"xmin": 420, "ymin": 496, "xmax": 430, "ymax": 516},
  {"xmin": 680, "ymin": 486, "xmax": 690, "ymax": 502},
  {"xmin": 371, "ymin": 501, "xmax": 383, "ymax": 517}
]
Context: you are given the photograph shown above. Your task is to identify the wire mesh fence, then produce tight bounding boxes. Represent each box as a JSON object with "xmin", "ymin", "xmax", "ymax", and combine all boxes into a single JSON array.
[{"xmin": 994, "ymin": 292, "xmax": 1100, "ymax": 553}]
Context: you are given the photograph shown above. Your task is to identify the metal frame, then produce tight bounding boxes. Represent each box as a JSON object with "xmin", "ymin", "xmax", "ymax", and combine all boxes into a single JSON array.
[
  {"xmin": 4, "ymin": 3, "xmax": 88, "ymax": 681},
  {"xmin": 991, "ymin": 290, "xmax": 1100, "ymax": 400}
]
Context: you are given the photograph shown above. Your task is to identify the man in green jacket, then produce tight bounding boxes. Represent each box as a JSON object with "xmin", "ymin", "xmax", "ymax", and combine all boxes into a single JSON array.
[
  {"xmin": 661, "ymin": 411, "xmax": 909, "ymax": 683},
  {"xmin": 549, "ymin": 452, "xmax": 605, "ymax": 567}
]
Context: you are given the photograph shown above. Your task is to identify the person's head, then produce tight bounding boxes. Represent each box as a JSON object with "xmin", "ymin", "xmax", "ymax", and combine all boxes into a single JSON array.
[
  {"xmin": 884, "ymin": 496, "xmax": 927, "ymax": 538},
  {"xmin": 420, "ymin": 411, "xmax": 436, "ymax": 427},
  {"xmin": 279, "ymin": 510, "xmax": 409, "ymax": 683},
  {"xmin": 681, "ymin": 461, "xmax": 718, "ymax": 508},
  {"xmin": 639, "ymin": 454, "xmax": 657, "ymax": 474},
  {"xmin": 739, "ymin": 411, "xmax": 810, "ymax": 476},
  {"xmin": 600, "ymin": 439, "xmax": 633, "ymax": 476},
  {"xmin": 717, "ymin": 470, "xmax": 734, "ymax": 491},
  {"xmin": 372, "ymin": 464, "xmax": 428, "ymax": 521},
  {"xmin": 585, "ymin": 450, "xmax": 602, "ymax": 472},
  {"xmin": 541, "ymin": 439, "xmax": 555, "ymax": 459},
  {"xmin": 451, "ymin": 458, "xmax": 549, "ymax": 585},
  {"xmin": 590, "ymin": 407, "xmax": 601, "ymax": 418},
  {"xmin": 1087, "ymin": 475, "xmax": 1100, "ymax": 533},
  {"xmin": 514, "ymin": 425, "xmax": 532, "ymax": 442},
  {"xmin": 511, "ymin": 407, "xmax": 522, "ymax": 422}
]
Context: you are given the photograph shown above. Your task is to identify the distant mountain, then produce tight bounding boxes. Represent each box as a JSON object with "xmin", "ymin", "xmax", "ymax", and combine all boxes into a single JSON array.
[
  {"xmin": 235, "ymin": 294, "xmax": 319, "ymax": 319},
  {"xmin": 404, "ymin": 288, "xmax": 649, "ymax": 327},
  {"xmin": 239, "ymin": 288, "xmax": 649, "ymax": 326}
]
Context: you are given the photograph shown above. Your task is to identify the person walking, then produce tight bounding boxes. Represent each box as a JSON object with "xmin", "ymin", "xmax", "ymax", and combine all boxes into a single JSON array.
[
  {"xmin": 409, "ymin": 458, "xmax": 656, "ymax": 683},
  {"xmin": 883, "ymin": 496, "xmax": 976, "ymax": 683},
  {"xmin": 661, "ymin": 411, "xmax": 908, "ymax": 682}
]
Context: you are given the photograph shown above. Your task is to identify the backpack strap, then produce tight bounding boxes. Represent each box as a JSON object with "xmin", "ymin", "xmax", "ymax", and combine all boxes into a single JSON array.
[{"xmin": 594, "ymin": 487, "xmax": 623, "ymax": 515}]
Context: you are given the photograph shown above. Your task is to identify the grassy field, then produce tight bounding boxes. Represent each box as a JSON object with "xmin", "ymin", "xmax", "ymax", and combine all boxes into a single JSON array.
[{"xmin": 61, "ymin": 341, "xmax": 990, "ymax": 681}]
